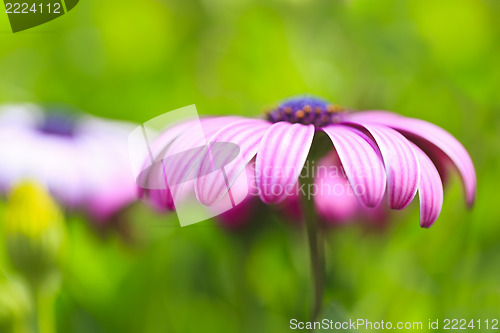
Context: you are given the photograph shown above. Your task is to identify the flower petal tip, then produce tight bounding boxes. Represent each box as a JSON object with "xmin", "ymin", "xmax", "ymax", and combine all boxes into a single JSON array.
[
  {"xmin": 362, "ymin": 199, "xmax": 383, "ymax": 209},
  {"xmin": 389, "ymin": 201, "xmax": 411, "ymax": 211},
  {"xmin": 466, "ymin": 195, "xmax": 476, "ymax": 209},
  {"xmin": 420, "ymin": 216, "xmax": 438, "ymax": 228}
]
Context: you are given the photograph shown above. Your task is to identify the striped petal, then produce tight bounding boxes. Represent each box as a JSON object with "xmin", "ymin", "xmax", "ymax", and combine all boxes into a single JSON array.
[
  {"xmin": 256, "ymin": 122, "xmax": 315, "ymax": 204},
  {"xmin": 322, "ymin": 125, "xmax": 386, "ymax": 208},
  {"xmin": 194, "ymin": 119, "xmax": 271, "ymax": 206},
  {"xmin": 346, "ymin": 111, "xmax": 476, "ymax": 206},
  {"xmin": 357, "ymin": 124, "xmax": 419, "ymax": 210},
  {"xmin": 138, "ymin": 117, "xmax": 241, "ymax": 190},
  {"xmin": 159, "ymin": 117, "xmax": 245, "ymax": 203},
  {"xmin": 411, "ymin": 143, "xmax": 443, "ymax": 228}
]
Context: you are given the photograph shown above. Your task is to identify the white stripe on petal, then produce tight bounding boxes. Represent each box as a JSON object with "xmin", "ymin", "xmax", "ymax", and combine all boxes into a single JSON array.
[
  {"xmin": 345, "ymin": 111, "xmax": 476, "ymax": 206},
  {"xmin": 194, "ymin": 119, "xmax": 271, "ymax": 206},
  {"xmin": 322, "ymin": 125, "xmax": 386, "ymax": 208},
  {"xmin": 256, "ymin": 122, "xmax": 315, "ymax": 204},
  {"xmin": 356, "ymin": 124, "xmax": 419, "ymax": 210},
  {"xmin": 411, "ymin": 143, "xmax": 443, "ymax": 227}
]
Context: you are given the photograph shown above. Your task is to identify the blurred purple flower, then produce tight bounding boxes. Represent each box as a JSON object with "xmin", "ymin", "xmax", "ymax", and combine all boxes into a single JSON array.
[
  {"xmin": 0, "ymin": 104, "xmax": 138, "ymax": 222},
  {"xmin": 145, "ymin": 96, "xmax": 476, "ymax": 228}
]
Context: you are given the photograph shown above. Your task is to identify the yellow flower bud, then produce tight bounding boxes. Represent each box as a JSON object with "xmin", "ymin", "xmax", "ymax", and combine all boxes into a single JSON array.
[{"xmin": 3, "ymin": 181, "xmax": 64, "ymax": 284}]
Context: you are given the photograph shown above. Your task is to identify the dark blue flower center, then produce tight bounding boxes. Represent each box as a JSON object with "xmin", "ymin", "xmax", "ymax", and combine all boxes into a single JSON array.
[
  {"xmin": 38, "ymin": 112, "xmax": 77, "ymax": 137},
  {"xmin": 266, "ymin": 96, "xmax": 345, "ymax": 127}
]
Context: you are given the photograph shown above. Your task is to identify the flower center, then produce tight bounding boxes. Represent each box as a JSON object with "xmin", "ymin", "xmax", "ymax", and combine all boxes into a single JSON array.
[
  {"xmin": 38, "ymin": 112, "xmax": 77, "ymax": 137},
  {"xmin": 266, "ymin": 96, "xmax": 346, "ymax": 127}
]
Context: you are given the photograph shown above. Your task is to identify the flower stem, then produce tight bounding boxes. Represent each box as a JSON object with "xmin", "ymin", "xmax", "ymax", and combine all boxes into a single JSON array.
[
  {"xmin": 29, "ymin": 281, "xmax": 57, "ymax": 333},
  {"xmin": 36, "ymin": 287, "xmax": 56, "ymax": 333},
  {"xmin": 302, "ymin": 192, "xmax": 325, "ymax": 322}
]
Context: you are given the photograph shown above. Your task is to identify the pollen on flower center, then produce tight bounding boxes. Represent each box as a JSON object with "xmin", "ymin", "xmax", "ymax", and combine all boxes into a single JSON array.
[{"xmin": 266, "ymin": 96, "xmax": 346, "ymax": 127}]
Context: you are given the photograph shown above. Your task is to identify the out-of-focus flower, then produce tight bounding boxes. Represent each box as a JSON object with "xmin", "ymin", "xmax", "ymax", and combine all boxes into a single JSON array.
[
  {"xmin": 313, "ymin": 152, "xmax": 363, "ymax": 224},
  {"xmin": 215, "ymin": 163, "xmax": 265, "ymax": 229},
  {"xmin": 3, "ymin": 181, "xmax": 64, "ymax": 284},
  {"xmin": 142, "ymin": 96, "xmax": 476, "ymax": 228},
  {"xmin": 0, "ymin": 104, "xmax": 138, "ymax": 222}
]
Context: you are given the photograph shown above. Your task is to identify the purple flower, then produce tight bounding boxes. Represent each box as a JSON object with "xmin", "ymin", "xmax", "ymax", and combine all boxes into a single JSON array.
[
  {"xmin": 0, "ymin": 104, "xmax": 138, "ymax": 222},
  {"xmin": 145, "ymin": 96, "xmax": 476, "ymax": 228}
]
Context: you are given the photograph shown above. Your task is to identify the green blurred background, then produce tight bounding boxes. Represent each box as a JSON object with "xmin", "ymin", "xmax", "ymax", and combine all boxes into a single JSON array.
[{"xmin": 0, "ymin": 0, "xmax": 499, "ymax": 332}]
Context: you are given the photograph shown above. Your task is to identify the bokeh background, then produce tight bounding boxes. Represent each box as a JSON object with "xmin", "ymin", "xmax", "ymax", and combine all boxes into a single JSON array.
[{"xmin": 0, "ymin": 0, "xmax": 499, "ymax": 332}]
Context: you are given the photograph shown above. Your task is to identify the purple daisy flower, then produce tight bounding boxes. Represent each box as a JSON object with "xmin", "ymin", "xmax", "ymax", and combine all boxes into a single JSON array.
[
  {"xmin": 141, "ymin": 95, "xmax": 477, "ymax": 320},
  {"xmin": 0, "ymin": 104, "xmax": 138, "ymax": 222},
  {"xmin": 145, "ymin": 96, "xmax": 476, "ymax": 228}
]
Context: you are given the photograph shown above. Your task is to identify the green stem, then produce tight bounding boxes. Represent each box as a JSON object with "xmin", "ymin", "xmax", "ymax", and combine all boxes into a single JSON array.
[
  {"xmin": 30, "ymin": 282, "xmax": 57, "ymax": 333},
  {"xmin": 302, "ymin": 190, "xmax": 325, "ymax": 322}
]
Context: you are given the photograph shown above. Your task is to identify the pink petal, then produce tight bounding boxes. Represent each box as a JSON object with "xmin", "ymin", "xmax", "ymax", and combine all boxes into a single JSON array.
[
  {"xmin": 344, "ymin": 111, "xmax": 401, "ymax": 123},
  {"xmin": 137, "ymin": 117, "xmax": 245, "ymax": 211},
  {"xmin": 140, "ymin": 187, "xmax": 175, "ymax": 212},
  {"xmin": 314, "ymin": 152, "xmax": 360, "ymax": 224},
  {"xmin": 322, "ymin": 125, "xmax": 386, "ymax": 208},
  {"xmin": 411, "ymin": 143, "xmax": 443, "ymax": 228},
  {"xmin": 256, "ymin": 122, "xmax": 315, "ymax": 204},
  {"xmin": 138, "ymin": 117, "xmax": 240, "ymax": 191},
  {"xmin": 194, "ymin": 119, "xmax": 271, "ymax": 206},
  {"xmin": 150, "ymin": 116, "xmax": 244, "ymax": 159},
  {"xmin": 356, "ymin": 124, "xmax": 419, "ymax": 210},
  {"xmin": 160, "ymin": 117, "xmax": 244, "ymax": 201},
  {"xmin": 346, "ymin": 111, "xmax": 476, "ymax": 206},
  {"xmin": 216, "ymin": 164, "xmax": 259, "ymax": 229}
]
